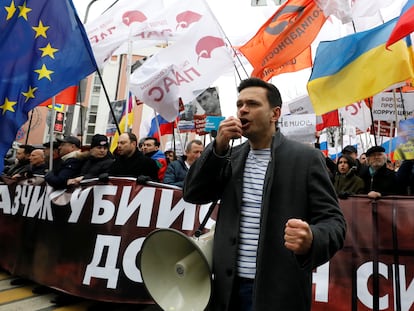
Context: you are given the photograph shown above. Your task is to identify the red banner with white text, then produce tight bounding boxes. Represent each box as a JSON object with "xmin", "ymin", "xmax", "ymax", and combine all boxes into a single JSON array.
[{"xmin": 0, "ymin": 177, "xmax": 413, "ymax": 309}]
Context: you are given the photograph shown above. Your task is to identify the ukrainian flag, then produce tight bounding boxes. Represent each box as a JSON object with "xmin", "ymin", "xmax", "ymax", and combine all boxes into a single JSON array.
[{"xmin": 307, "ymin": 18, "xmax": 414, "ymax": 116}]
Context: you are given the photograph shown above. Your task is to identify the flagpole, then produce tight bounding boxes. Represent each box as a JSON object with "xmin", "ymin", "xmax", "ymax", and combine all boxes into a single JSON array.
[
  {"xmin": 200, "ymin": 0, "xmax": 246, "ymax": 78},
  {"xmin": 184, "ymin": 133, "xmax": 189, "ymax": 153},
  {"xmin": 25, "ymin": 110, "xmax": 34, "ymax": 145},
  {"xmin": 398, "ymin": 88, "xmax": 407, "ymax": 120},
  {"xmin": 388, "ymin": 121, "xmax": 394, "ymax": 157},
  {"xmin": 124, "ymin": 37, "xmax": 133, "ymax": 133},
  {"xmin": 391, "ymin": 89, "xmax": 399, "ymax": 158},
  {"xmin": 377, "ymin": 120, "xmax": 381, "ymax": 146},
  {"xmin": 49, "ymin": 97, "xmax": 57, "ymax": 172},
  {"xmin": 392, "ymin": 89, "xmax": 399, "ymax": 127},
  {"xmin": 171, "ymin": 123, "xmax": 176, "ymax": 153},
  {"xmin": 367, "ymin": 98, "xmax": 378, "ymax": 146},
  {"xmin": 174, "ymin": 120, "xmax": 185, "ymax": 156},
  {"xmin": 153, "ymin": 109, "xmax": 164, "ymax": 151}
]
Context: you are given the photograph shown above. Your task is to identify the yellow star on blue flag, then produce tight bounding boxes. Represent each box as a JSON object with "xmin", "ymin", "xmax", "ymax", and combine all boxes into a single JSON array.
[{"xmin": 0, "ymin": 0, "xmax": 97, "ymax": 173}]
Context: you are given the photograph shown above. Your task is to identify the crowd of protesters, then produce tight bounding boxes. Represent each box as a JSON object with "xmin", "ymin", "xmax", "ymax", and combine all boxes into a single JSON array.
[
  {"xmin": 323, "ymin": 144, "xmax": 412, "ymax": 198},
  {"xmin": 0, "ymin": 77, "xmax": 412, "ymax": 311},
  {"xmin": 1, "ymin": 133, "xmax": 204, "ymax": 190},
  {"xmin": 1, "ymin": 132, "xmax": 414, "ymax": 198}
]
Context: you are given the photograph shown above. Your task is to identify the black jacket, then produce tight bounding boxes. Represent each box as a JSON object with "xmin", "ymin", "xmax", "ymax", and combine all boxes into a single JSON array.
[
  {"xmin": 27, "ymin": 163, "xmax": 48, "ymax": 176},
  {"xmin": 5, "ymin": 159, "xmax": 30, "ymax": 177},
  {"xmin": 45, "ymin": 157, "xmax": 83, "ymax": 189},
  {"xmin": 359, "ymin": 164, "xmax": 402, "ymax": 195},
  {"xmin": 81, "ymin": 154, "xmax": 114, "ymax": 180},
  {"xmin": 109, "ymin": 148, "xmax": 159, "ymax": 181},
  {"xmin": 184, "ymin": 131, "xmax": 346, "ymax": 311},
  {"xmin": 396, "ymin": 160, "xmax": 414, "ymax": 195}
]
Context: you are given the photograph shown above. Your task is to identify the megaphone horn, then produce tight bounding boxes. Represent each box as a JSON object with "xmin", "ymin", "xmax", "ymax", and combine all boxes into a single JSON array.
[{"xmin": 140, "ymin": 227, "xmax": 215, "ymax": 311}]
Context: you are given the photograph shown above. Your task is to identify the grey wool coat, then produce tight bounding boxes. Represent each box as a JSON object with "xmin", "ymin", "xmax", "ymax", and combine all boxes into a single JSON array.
[{"xmin": 183, "ymin": 130, "xmax": 346, "ymax": 311}]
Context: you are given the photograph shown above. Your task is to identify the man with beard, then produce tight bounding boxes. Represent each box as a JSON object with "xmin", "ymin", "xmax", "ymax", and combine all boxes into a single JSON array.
[
  {"xmin": 3, "ymin": 144, "xmax": 34, "ymax": 178},
  {"xmin": 109, "ymin": 132, "xmax": 159, "ymax": 182},
  {"xmin": 359, "ymin": 145, "xmax": 403, "ymax": 198}
]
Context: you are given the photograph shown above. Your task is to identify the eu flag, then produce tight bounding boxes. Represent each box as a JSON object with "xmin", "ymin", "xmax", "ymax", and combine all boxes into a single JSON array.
[{"xmin": 0, "ymin": 0, "xmax": 97, "ymax": 172}]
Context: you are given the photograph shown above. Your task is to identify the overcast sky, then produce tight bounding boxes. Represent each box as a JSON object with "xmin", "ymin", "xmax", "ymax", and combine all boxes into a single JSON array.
[
  {"xmin": 71, "ymin": 0, "xmax": 407, "ymax": 118},
  {"xmin": 72, "ymin": 0, "xmax": 282, "ymax": 117}
]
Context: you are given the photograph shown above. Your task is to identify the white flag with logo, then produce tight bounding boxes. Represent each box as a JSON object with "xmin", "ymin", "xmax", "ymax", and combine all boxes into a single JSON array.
[
  {"xmin": 112, "ymin": 0, "xmax": 220, "ymax": 57},
  {"xmin": 339, "ymin": 101, "xmax": 372, "ymax": 133},
  {"xmin": 129, "ymin": 0, "xmax": 234, "ymax": 122},
  {"xmin": 85, "ymin": 0, "xmax": 164, "ymax": 68}
]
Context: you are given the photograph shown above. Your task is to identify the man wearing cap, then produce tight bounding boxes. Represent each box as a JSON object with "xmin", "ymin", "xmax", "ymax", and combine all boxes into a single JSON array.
[
  {"xmin": 67, "ymin": 134, "xmax": 114, "ymax": 186},
  {"xmin": 45, "ymin": 136, "xmax": 83, "ymax": 189},
  {"xmin": 359, "ymin": 146, "xmax": 402, "ymax": 198}
]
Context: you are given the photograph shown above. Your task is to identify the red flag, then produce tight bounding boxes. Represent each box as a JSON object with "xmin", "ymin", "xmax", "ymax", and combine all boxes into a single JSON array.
[
  {"xmin": 364, "ymin": 97, "xmax": 373, "ymax": 109},
  {"xmin": 386, "ymin": 0, "xmax": 414, "ymax": 49},
  {"xmin": 40, "ymin": 86, "xmax": 78, "ymax": 106},
  {"xmin": 239, "ymin": 0, "xmax": 327, "ymax": 80},
  {"xmin": 402, "ymin": 82, "xmax": 414, "ymax": 93},
  {"xmin": 316, "ymin": 110, "xmax": 339, "ymax": 131}
]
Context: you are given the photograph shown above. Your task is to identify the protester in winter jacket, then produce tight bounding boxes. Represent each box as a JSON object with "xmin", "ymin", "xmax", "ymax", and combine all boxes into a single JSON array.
[
  {"xmin": 67, "ymin": 134, "xmax": 114, "ymax": 186},
  {"xmin": 334, "ymin": 154, "xmax": 365, "ymax": 197},
  {"xmin": 3, "ymin": 144, "xmax": 34, "ymax": 178},
  {"xmin": 142, "ymin": 137, "xmax": 168, "ymax": 182},
  {"xmin": 396, "ymin": 159, "xmax": 414, "ymax": 195},
  {"xmin": 359, "ymin": 146, "xmax": 402, "ymax": 198},
  {"xmin": 109, "ymin": 133, "xmax": 159, "ymax": 182},
  {"xmin": 45, "ymin": 136, "xmax": 83, "ymax": 189},
  {"xmin": 164, "ymin": 140, "xmax": 204, "ymax": 188},
  {"xmin": 26, "ymin": 149, "xmax": 48, "ymax": 177}
]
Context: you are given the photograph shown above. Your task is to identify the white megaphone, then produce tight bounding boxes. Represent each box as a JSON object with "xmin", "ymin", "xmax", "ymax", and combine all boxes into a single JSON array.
[{"xmin": 140, "ymin": 226, "xmax": 215, "ymax": 311}]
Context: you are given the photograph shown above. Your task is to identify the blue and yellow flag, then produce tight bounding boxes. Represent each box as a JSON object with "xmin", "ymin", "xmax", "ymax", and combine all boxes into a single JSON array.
[
  {"xmin": 0, "ymin": 0, "xmax": 97, "ymax": 172},
  {"xmin": 307, "ymin": 18, "xmax": 414, "ymax": 116}
]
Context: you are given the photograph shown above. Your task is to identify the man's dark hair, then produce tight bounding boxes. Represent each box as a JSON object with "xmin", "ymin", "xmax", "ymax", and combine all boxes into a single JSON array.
[
  {"xmin": 237, "ymin": 77, "xmax": 282, "ymax": 109},
  {"xmin": 20, "ymin": 144, "xmax": 35, "ymax": 155},
  {"xmin": 125, "ymin": 132, "xmax": 138, "ymax": 144},
  {"xmin": 144, "ymin": 137, "xmax": 160, "ymax": 147}
]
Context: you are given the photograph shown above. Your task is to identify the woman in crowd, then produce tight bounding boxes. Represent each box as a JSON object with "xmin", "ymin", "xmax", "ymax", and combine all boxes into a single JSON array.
[{"xmin": 334, "ymin": 154, "xmax": 365, "ymax": 197}]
